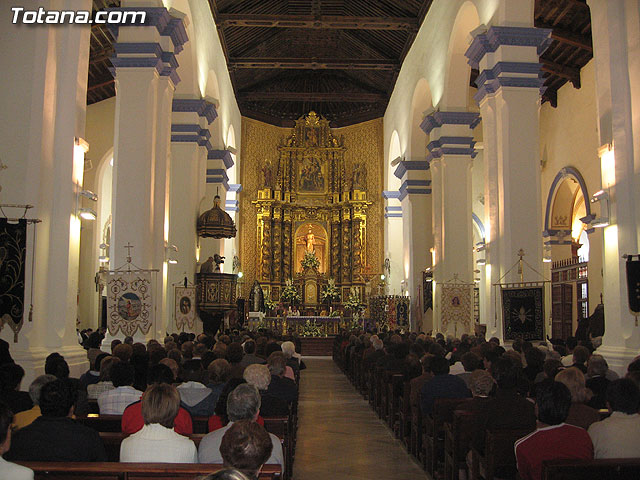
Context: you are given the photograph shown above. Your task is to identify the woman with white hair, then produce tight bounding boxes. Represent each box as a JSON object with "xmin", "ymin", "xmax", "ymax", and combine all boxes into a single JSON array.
[
  {"xmin": 280, "ymin": 341, "xmax": 306, "ymax": 373},
  {"xmin": 243, "ymin": 364, "xmax": 288, "ymax": 417}
]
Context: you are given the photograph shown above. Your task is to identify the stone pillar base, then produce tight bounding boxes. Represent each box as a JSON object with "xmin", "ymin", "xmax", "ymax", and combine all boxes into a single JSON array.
[
  {"xmin": 12, "ymin": 344, "xmax": 89, "ymax": 387},
  {"xmin": 595, "ymin": 345, "xmax": 639, "ymax": 377}
]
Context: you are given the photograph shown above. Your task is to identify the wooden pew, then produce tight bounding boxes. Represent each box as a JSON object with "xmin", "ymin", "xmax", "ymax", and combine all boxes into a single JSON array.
[
  {"xmin": 470, "ymin": 428, "xmax": 533, "ymax": 480},
  {"xmin": 443, "ymin": 410, "xmax": 474, "ymax": 480},
  {"xmin": 423, "ymin": 398, "xmax": 472, "ymax": 476},
  {"xmin": 99, "ymin": 432, "xmax": 206, "ymax": 462},
  {"xmin": 541, "ymin": 458, "xmax": 640, "ymax": 480},
  {"xmin": 397, "ymin": 380, "xmax": 412, "ymax": 448},
  {"xmin": 17, "ymin": 461, "xmax": 282, "ymax": 479}
]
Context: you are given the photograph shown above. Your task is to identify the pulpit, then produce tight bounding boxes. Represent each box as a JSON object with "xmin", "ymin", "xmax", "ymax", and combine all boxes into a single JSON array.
[{"xmin": 195, "ymin": 272, "xmax": 237, "ymax": 334}]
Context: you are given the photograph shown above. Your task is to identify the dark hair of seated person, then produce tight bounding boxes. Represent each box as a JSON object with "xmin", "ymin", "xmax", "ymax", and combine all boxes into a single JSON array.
[
  {"xmin": 40, "ymin": 379, "xmax": 76, "ymax": 417},
  {"xmin": 44, "ymin": 353, "xmax": 70, "ymax": 379},
  {"xmin": 147, "ymin": 363, "xmax": 175, "ymax": 385},
  {"xmin": 430, "ymin": 355, "xmax": 450, "ymax": 376},
  {"xmin": 491, "ymin": 358, "xmax": 520, "ymax": 390},
  {"xmin": 606, "ymin": 378, "xmax": 640, "ymax": 414},
  {"xmin": 535, "ymin": 381, "xmax": 572, "ymax": 426},
  {"xmin": 244, "ymin": 340, "xmax": 256, "ymax": 355},
  {"xmin": 0, "ymin": 363, "xmax": 25, "ymax": 392},
  {"xmin": 111, "ymin": 362, "xmax": 135, "ymax": 388},
  {"xmin": 199, "ymin": 468, "xmax": 250, "ymax": 480},
  {"xmin": 220, "ymin": 419, "xmax": 273, "ymax": 479},
  {"xmin": 226, "ymin": 343, "xmax": 245, "ymax": 365},
  {"xmin": 0, "ymin": 400, "xmax": 13, "ymax": 445},
  {"xmin": 182, "ymin": 359, "xmax": 204, "ymax": 382}
]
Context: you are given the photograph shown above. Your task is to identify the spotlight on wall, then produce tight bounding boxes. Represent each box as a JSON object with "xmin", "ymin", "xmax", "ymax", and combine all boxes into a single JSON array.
[
  {"xmin": 78, "ymin": 207, "xmax": 97, "ymax": 220},
  {"xmin": 237, "ymin": 271, "xmax": 244, "ymax": 278},
  {"xmin": 380, "ymin": 274, "xmax": 386, "ymax": 281},
  {"xmin": 590, "ymin": 189, "xmax": 610, "ymax": 228},
  {"xmin": 99, "ymin": 255, "xmax": 109, "ymax": 263},
  {"xmin": 390, "ymin": 156, "xmax": 403, "ymax": 167},
  {"xmin": 79, "ymin": 189, "xmax": 98, "ymax": 202},
  {"xmin": 165, "ymin": 244, "xmax": 179, "ymax": 264},
  {"xmin": 476, "ymin": 258, "xmax": 486, "ymax": 266},
  {"xmin": 543, "ymin": 256, "xmax": 552, "ymax": 263}
]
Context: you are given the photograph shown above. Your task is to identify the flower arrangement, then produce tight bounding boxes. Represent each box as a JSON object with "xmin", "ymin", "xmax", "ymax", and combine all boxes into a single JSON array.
[
  {"xmin": 344, "ymin": 286, "xmax": 364, "ymax": 312},
  {"xmin": 301, "ymin": 251, "xmax": 320, "ymax": 270},
  {"xmin": 321, "ymin": 278, "xmax": 340, "ymax": 302},
  {"xmin": 280, "ymin": 278, "xmax": 301, "ymax": 304},
  {"xmin": 264, "ymin": 291, "xmax": 277, "ymax": 311},
  {"xmin": 302, "ymin": 319, "xmax": 323, "ymax": 337}
]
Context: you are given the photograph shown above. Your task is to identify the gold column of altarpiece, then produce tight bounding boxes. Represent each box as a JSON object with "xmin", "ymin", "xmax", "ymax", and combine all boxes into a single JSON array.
[{"xmin": 253, "ymin": 112, "xmax": 371, "ymax": 310}]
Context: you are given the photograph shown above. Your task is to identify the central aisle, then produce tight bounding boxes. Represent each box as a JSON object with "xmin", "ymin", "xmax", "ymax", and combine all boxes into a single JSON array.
[{"xmin": 293, "ymin": 357, "xmax": 429, "ymax": 480}]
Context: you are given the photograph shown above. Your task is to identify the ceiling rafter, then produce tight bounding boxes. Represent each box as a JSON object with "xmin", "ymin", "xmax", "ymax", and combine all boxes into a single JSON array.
[
  {"xmin": 536, "ymin": 21, "xmax": 593, "ymax": 51},
  {"xmin": 216, "ymin": 14, "xmax": 418, "ymax": 31},
  {"xmin": 229, "ymin": 57, "xmax": 399, "ymax": 71},
  {"xmin": 237, "ymin": 91, "xmax": 388, "ymax": 102}
]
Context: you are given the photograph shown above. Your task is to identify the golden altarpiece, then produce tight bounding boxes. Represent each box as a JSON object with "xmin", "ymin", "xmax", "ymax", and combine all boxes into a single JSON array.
[{"xmin": 253, "ymin": 112, "xmax": 371, "ymax": 310}]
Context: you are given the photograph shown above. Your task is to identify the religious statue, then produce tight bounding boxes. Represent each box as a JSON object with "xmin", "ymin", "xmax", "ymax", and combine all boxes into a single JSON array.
[
  {"xmin": 262, "ymin": 160, "xmax": 274, "ymax": 189},
  {"xmin": 213, "ymin": 254, "xmax": 225, "ymax": 272},
  {"xmin": 304, "ymin": 229, "xmax": 315, "ymax": 253},
  {"xmin": 352, "ymin": 162, "xmax": 367, "ymax": 190},
  {"xmin": 200, "ymin": 257, "xmax": 214, "ymax": 273},
  {"xmin": 248, "ymin": 280, "xmax": 265, "ymax": 313}
]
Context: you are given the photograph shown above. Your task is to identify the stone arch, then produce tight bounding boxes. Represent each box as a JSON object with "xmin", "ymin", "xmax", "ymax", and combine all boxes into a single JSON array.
[
  {"xmin": 166, "ymin": 0, "xmax": 199, "ymax": 97},
  {"xmin": 544, "ymin": 167, "xmax": 592, "ymax": 242},
  {"xmin": 440, "ymin": 1, "xmax": 481, "ymax": 109},
  {"xmin": 410, "ymin": 78, "xmax": 433, "ymax": 159},
  {"xmin": 226, "ymin": 124, "xmax": 237, "ymax": 184}
]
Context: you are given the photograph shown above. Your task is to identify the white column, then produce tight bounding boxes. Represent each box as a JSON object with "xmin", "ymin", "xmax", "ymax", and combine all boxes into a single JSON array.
[
  {"xmin": 0, "ymin": 0, "xmax": 92, "ymax": 384},
  {"xmin": 109, "ymin": 6, "xmax": 188, "ymax": 342},
  {"xmin": 395, "ymin": 160, "xmax": 433, "ymax": 331},
  {"xmin": 587, "ymin": 0, "xmax": 640, "ymax": 374},
  {"xmin": 466, "ymin": 26, "xmax": 551, "ymax": 342},
  {"xmin": 169, "ymin": 98, "xmax": 217, "ymax": 334},
  {"xmin": 421, "ymin": 112, "xmax": 479, "ymax": 335}
]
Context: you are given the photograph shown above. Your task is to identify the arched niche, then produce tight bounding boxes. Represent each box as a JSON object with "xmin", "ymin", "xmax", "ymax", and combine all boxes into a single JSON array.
[
  {"xmin": 440, "ymin": 1, "xmax": 481, "ymax": 109},
  {"xmin": 388, "ymin": 130, "xmax": 402, "ymax": 191},
  {"xmin": 410, "ymin": 78, "xmax": 433, "ymax": 159},
  {"xmin": 294, "ymin": 223, "xmax": 328, "ymax": 274}
]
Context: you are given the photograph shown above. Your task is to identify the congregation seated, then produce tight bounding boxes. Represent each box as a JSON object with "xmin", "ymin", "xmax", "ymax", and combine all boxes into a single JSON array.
[
  {"xmin": 6, "ymin": 378, "xmax": 107, "ymax": 462},
  {"xmin": 0, "ymin": 400, "xmax": 34, "ymax": 479},
  {"xmin": 281, "ymin": 340, "xmax": 306, "ymax": 375},
  {"xmin": 457, "ymin": 369, "xmax": 493, "ymax": 413},
  {"xmin": 515, "ymin": 381, "xmax": 593, "ymax": 480},
  {"xmin": 177, "ymin": 359, "xmax": 217, "ymax": 416},
  {"xmin": 121, "ymin": 364, "xmax": 193, "ymax": 435},
  {"xmin": 239, "ymin": 340, "xmax": 265, "ymax": 369},
  {"xmin": 79, "ymin": 352, "xmax": 107, "ymax": 389},
  {"xmin": 207, "ymin": 358, "xmax": 233, "ymax": 408},
  {"xmin": 471, "ymin": 358, "xmax": 536, "ymax": 456},
  {"xmin": 120, "ymin": 383, "xmax": 198, "ymax": 463},
  {"xmin": 243, "ymin": 364, "xmax": 289, "ymax": 417},
  {"xmin": 420, "ymin": 355, "xmax": 471, "ymax": 416},
  {"xmin": 227, "ymin": 343, "xmax": 248, "ymax": 379},
  {"xmin": 87, "ymin": 355, "xmax": 117, "ymax": 400},
  {"xmin": 588, "ymin": 378, "xmax": 640, "ymax": 459},
  {"xmin": 266, "ymin": 353, "xmax": 297, "ymax": 405},
  {"xmin": 220, "ymin": 419, "xmax": 274, "ymax": 480},
  {"xmin": 586, "ymin": 354, "xmax": 612, "ymax": 409},
  {"xmin": 199, "ymin": 383, "xmax": 284, "ymax": 468},
  {"xmin": 457, "ymin": 352, "xmax": 482, "ymax": 388},
  {"xmin": 98, "ymin": 362, "xmax": 142, "ymax": 415},
  {"xmin": 12, "ymin": 374, "xmax": 56, "ymax": 430},
  {"xmin": 555, "ymin": 367, "xmax": 600, "ymax": 430},
  {"xmin": 0, "ymin": 363, "xmax": 33, "ymax": 415},
  {"xmin": 410, "ymin": 354, "xmax": 433, "ymax": 414},
  {"xmin": 202, "ymin": 468, "xmax": 252, "ymax": 480}
]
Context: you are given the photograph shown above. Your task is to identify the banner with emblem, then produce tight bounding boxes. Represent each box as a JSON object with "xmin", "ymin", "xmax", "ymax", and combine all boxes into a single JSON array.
[
  {"xmin": 440, "ymin": 283, "xmax": 473, "ymax": 335},
  {"xmin": 105, "ymin": 271, "xmax": 153, "ymax": 336},
  {"xmin": 0, "ymin": 219, "xmax": 27, "ymax": 342},
  {"xmin": 175, "ymin": 286, "xmax": 196, "ymax": 331},
  {"xmin": 501, "ymin": 286, "xmax": 544, "ymax": 341}
]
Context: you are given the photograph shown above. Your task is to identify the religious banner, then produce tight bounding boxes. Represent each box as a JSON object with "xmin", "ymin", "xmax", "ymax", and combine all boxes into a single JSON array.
[
  {"xmin": 501, "ymin": 286, "xmax": 545, "ymax": 341},
  {"xmin": 175, "ymin": 286, "xmax": 196, "ymax": 331},
  {"xmin": 440, "ymin": 284, "xmax": 473, "ymax": 335},
  {"xmin": 0, "ymin": 219, "xmax": 26, "ymax": 342},
  {"xmin": 625, "ymin": 255, "xmax": 640, "ymax": 314},
  {"xmin": 396, "ymin": 297, "xmax": 410, "ymax": 328},
  {"xmin": 106, "ymin": 271, "xmax": 153, "ymax": 336}
]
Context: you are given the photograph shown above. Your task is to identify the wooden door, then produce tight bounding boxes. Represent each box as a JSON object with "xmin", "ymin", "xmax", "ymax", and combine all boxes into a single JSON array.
[{"xmin": 552, "ymin": 284, "xmax": 573, "ymax": 340}]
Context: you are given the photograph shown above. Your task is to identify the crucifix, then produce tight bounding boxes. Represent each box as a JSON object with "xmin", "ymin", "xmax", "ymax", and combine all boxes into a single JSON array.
[
  {"xmin": 517, "ymin": 249, "xmax": 525, "ymax": 283},
  {"xmin": 124, "ymin": 242, "xmax": 134, "ymax": 264}
]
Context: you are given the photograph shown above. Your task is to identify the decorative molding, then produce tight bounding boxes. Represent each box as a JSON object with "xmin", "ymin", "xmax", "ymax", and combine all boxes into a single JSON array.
[
  {"xmin": 107, "ymin": 7, "xmax": 189, "ymax": 53},
  {"xmin": 399, "ymin": 179, "xmax": 431, "ymax": 200},
  {"xmin": 474, "ymin": 77, "xmax": 547, "ymax": 103},
  {"xmin": 170, "ymin": 124, "xmax": 211, "ymax": 146},
  {"xmin": 472, "ymin": 213, "xmax": 485, "ymax": 240},
  {"xmin": 208, "ymin": 149, "xmax": 234, "ymax": 169},
  {"xmin": 225, "ymin": 200, "xmax": 239, "ymax": 212},
  {"xmin": 172, "ymin": 99, "xmax": 218, "ymax": 124},
  {"xmin": 465, "ymin": 26, "xmax": 553, "ymax": 68},
  {"xmin": 110, "ymin": 42, "xmax": 180, "ymax": 85},
  {"xmin": 228, "ymin": 184, "xmax": 243, "ymax": 193},
  {"xmin": 420, "ymin": 111, "xmax": 481, "ymax": 135},
  {"xmin": 393, "ymin": 159, "xmax": 429, "ymax": 179},
  {"xmin": 382, "ymin": 190, "xmax": 401, "ymax": 200},
  {"xmin": 426, "ymin": 136, "xmax": 477, "ymax": 162}
]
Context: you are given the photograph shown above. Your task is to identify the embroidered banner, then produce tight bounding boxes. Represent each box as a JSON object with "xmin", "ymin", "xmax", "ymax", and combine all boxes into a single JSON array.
[
  {"xmin": 175, "ymin": 286, "xmax": 196, "ymax": 331},
  {"xmin": 502, "ymin": 286, "xmax": 544, "ymax": 341},
  {"xmin": 423, "ymin": 272, "xmax": 433, "ymax": 312},
  {"xmin": 440, "ymin": 284, "xmax": 473, "ymax": 335},
  {"xmin": 396, "ymin": 296, "xmax": 410, "ymax": 328},
  {"xmin": 106, "ymin": 271, "xmax": 153, "ymax": 336},
  {"xmin": 0, "ymin": 219, "xmax": 26, "ymax": 342}
]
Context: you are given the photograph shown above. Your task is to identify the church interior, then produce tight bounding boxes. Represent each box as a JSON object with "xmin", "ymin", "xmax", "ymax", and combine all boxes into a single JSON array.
[{"xmin": 1, "ymin": 0, "xmax": 640, "ymax": 478}]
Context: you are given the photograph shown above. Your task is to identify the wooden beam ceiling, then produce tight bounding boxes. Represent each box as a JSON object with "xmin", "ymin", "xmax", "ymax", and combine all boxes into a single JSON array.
[
  {"xmin": 229, "ymin": 57, "xmax": 398, "ymax": 70},
  {"xmin": 237, "ymin": 91, "xmax": 387, "ymax": 102},
  {"xmin": 216, "ymin": 14, "xmax": 418, "ymax": 31}
]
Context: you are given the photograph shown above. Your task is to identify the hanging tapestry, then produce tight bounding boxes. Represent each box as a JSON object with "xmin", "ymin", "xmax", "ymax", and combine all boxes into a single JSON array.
[
  {"xmin": 502, "ymin": 286, "xmax": 544, "ymax": 341},
  {"xmin": 0, "ymin": 219, "xmax": 26, "ymax": 342},
  {"xmin": 106, "ymin": 271, "xmax": 153, "ymax": 336},
  {"xmin": 440, "ymin": 284, "xmax": 472, "ymax": 335},
  {"xmin": 396, "ymin": 297, "xmax": 410, "ymax": 328},
  {"xmin": 626, "ymin": 256, "xmax": 640, "ymax": 314},
  {"xmin": 175, "ymin": 286, "xmax": 196, "ymax": 331},
  {"xmin": 387, "ymin": 296, "xmax": 397, "ymax": 329},
  {"xmin": 423, "ymin": 272, "xmax": 433, "ymax": 312}
]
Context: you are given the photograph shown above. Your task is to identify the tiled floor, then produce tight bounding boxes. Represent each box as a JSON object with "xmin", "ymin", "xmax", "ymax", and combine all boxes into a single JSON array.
[{"xmin": 292, "ymin": 357, "xmax": 429, "ymax": 480}]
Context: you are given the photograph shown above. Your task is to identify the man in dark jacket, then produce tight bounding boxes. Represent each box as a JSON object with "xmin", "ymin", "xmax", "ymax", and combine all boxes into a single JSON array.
[
  {"xmin": 6, "ymin": 379, "xmax": 106, "ymax": 462},
  {"xmin": 420, "ymin": 355, "xmax": 471, "ymax": 415}
]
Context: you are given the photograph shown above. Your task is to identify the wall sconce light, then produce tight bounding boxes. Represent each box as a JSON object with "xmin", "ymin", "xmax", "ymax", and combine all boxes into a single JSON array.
[
  {"xmin": 476, "ymin": 258, "xmax": 486, "ymax": 265},
  {"xmin": 380, "ymin": 274, "xmax": 386, "ymax": 281},
  {"xmin": 78, "ymin": 207, "xmax": 97, "ymax": 220},
  {"xmin": 543, "ymin": 256, "xmax": 552, "ymax": 263},
  {"xmin": 99, "ymin": 255, "xmax": 109, "ymax": 263},
  {"xmin": 474, "ymin": 240, "xmax": 486, "ymax": 252},
  {"xmin": 165, "ymin": 244, "xmax": 179, "ymax": 264},
  {"xmin": 237, "ymin": 271, "xmax": 244, "ymax": 278},
  {"xmin": 390, "ymin": 156, "xmax": 403, "ymax": 167},
  {"xmin": 590, "ymin": 189, "xmax": 610, "ymax": 228}
]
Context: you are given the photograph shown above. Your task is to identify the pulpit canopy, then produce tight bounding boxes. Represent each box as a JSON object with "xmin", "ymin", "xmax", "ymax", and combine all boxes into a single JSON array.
[{"xmin": 197, "ymin": 195, "xmax": 237, "ymax": 238}]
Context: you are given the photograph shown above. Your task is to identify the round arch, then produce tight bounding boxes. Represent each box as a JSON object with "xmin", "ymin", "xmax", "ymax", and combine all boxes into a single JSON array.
[
  {"xmin": 388, "ymin": 130, "xmax": 402, "ymax": 191},
  {"xmin": 544, "ymin": 167, "xmax": 592, "ymax": 239},
  {"xmin": 440, "ymin": 1, "xmax": 481, "ymax": 109},
  {"xmin": 409, "ymin": 78, "xmax": 433, "ymax": 159}
]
